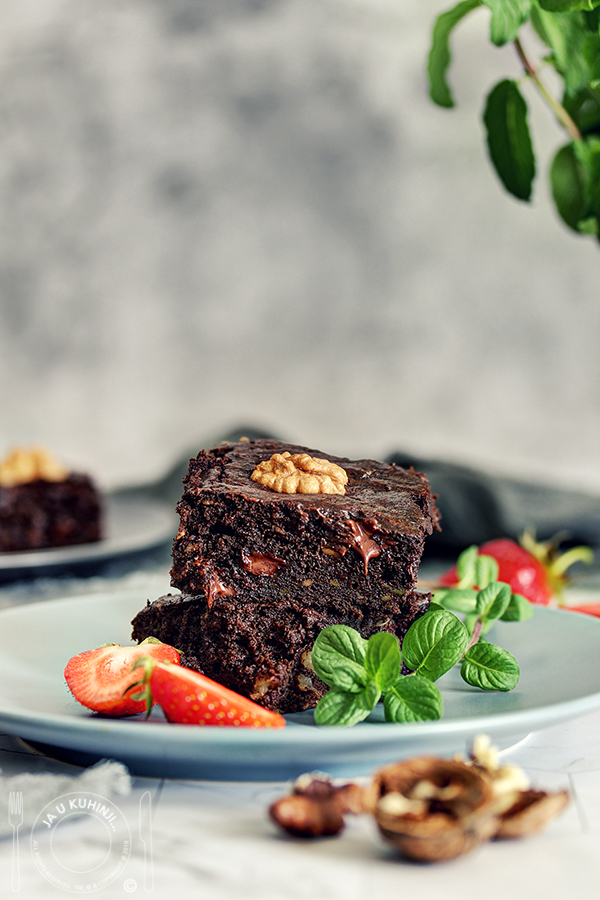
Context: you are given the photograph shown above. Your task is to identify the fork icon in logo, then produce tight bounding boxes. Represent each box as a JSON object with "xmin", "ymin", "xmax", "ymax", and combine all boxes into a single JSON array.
[{"xmin": 8, "ymin": 791, "xmax": 23, "ymax": 892}]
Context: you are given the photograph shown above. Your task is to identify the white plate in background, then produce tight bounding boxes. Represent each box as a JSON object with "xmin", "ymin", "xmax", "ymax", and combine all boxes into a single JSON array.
[{"xmin": 0, "ymin": 494, "xmax": 176, "ymax": 575}]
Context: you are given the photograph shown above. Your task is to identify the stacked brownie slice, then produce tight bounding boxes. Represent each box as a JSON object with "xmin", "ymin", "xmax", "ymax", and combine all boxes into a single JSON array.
[{"xmin": 132, "ymin": 439, "xmax": 439, "ymax": 713}]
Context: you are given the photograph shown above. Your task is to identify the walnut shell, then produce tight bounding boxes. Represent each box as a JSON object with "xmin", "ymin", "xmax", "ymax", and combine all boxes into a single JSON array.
[
  {"xmin": 369, "ymin": 757, "xmax": 498, "ymax": 863},
  {"xmin": 495, "ymin": 789, "xmax": 570, "ymax": 840}
]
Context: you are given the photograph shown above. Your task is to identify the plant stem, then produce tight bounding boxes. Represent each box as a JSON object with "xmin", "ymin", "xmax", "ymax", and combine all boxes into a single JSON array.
[
  {"xmin": 514, "ymin": 38, "xmax": 582, "ymax": 142},
  {"xmin": 465, "ymin": 620, "xmax": 482, "ymax": 651}
]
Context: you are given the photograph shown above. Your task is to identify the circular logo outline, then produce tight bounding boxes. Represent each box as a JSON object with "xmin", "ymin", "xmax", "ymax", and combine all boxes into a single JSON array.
[{"xmin": 30, "ymin": 791, "xmax": 131, "ymax": 893}]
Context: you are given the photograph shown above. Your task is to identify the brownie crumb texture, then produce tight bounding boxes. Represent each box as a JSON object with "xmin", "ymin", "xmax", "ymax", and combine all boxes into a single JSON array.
[{"xmin": 132, "ymin": 439, "xmax": 440, "ymax": 713}]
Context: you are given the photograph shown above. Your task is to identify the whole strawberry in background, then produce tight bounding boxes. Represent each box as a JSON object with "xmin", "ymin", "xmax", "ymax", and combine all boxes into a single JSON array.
[{"xmin": 438, "ymin": 534, "xmax": 593, "ymax": 607}]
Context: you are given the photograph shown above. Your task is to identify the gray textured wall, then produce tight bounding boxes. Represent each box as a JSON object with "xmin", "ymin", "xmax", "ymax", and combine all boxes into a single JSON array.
[{"xmin": 1, "ymin": 0, "xmax": 599, "ymax": 492}]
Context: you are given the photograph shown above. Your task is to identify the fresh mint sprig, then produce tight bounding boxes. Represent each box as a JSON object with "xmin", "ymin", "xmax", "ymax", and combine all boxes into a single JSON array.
[{"xmin": 311, "ymin": 547, "xmax": 532, "ymax": 726}]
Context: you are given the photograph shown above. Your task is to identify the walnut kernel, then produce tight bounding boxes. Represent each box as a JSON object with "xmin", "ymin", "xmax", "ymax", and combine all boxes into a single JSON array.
[
  {"xmin": 251, "ymin": 452, "xmax": 348, "ymax": 495},
  {"xmin": 0, "ymin": 446, "xmax": 69, "ymax": 488},
  {"xmin": 269, "ymin": 775, "xmax": 365, "ymax": 838}
]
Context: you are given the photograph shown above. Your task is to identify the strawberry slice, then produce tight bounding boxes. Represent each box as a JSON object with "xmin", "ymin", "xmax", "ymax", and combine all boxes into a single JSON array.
[
  {"xmin": 438, "ymin": 535, "xmax": 593, "ymax": 606},
  {"xmin": 135, "ymin": 658, "xmax": 286, "ymax": 729},
  {"xmin": 64, "ymin": 638, "xmax": 180, "ymax": 716}
]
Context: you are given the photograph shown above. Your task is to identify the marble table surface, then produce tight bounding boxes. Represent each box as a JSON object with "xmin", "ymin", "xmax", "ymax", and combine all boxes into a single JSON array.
[{"xmin": 0, "ymin": 561, "xmax": 599, "ymax": 899}]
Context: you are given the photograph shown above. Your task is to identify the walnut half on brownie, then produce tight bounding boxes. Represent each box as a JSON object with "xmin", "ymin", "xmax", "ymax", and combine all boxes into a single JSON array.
[{"xmin": 131, "ymin": 439, "xmax": 440, "ymax": 714}]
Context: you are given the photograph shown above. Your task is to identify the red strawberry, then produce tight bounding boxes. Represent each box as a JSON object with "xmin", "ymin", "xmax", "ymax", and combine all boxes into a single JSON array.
[
  {"xmin": 438, "ymin": 535, "xmax": 593, "ymax": 606},
  {"xmin": 64, "ymin": 638, "xmax": 180, "ymax": 716},
  {"xmin": 136, "ymin": 658, "xmax": 286, "ymax": 729},
  {"xmin": 566, "ymin": 603, "xmax": 600, "ymax": 618}
]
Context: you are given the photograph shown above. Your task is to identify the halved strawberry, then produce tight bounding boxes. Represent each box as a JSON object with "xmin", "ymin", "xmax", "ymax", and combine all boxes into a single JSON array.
[
  {"xmin": 438, "ymin": 535, "xmax": 593, "ymax": 606},
  {"xmin": 64, "ymin": 638, "xmax": 180, "ymax": 716},
  {"xmin": 134, "ymin": 658, "xmax": 286, "ymax": 729}
]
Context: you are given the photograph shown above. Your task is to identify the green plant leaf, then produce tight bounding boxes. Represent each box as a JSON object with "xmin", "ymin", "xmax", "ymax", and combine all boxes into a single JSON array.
[
  {"xmin": 551, "ymin": 142, "xmax": 592, "ymax": 229},
  {"xmin": 484, "ymin": 79, "xmax": 535, "ymax": 201},
  {"xmin": 456, "ymin": 544, "xmax": 479, "ymax": 587},
  {"xmin": 311, "ymin": 625, "xmax": 368, "ymax": 692},
  {"xmin": 563, "ymin": 85, "xmax": 600, "ymax": 136},
  {"xmin": 475, "ymin": 554, "xmax": 499, "ymax": 589},
  {"xmin": 433, "ymin": 588, "xmax": 478, "ymax": 613},
  {"xmin": 500, "ymin": 592, "xmax": 534, "ymax": 621},
  {"xmin": 482, "ymin": 0, "xmax": 533, "ymax": 46},
  {"xmin": 532, "ymin": 8, "xmax": 595, "ymax": 94},
  {"xmin": 584, "ymin": 6, "xmax": 600, "ymax": 30},
  {"xmin": 582, "ymin": 35, "xmax": 600, "ymax": 81},
  {"xmin": 427, "ymin": 601, "xmax": 447, "ymax": 613},
  {"xmin": 461, "ymin": 642, "xmax": 520, "ymax": 690},
  {"xmin": 574, "ymin": 136, "xmax": 600, "ymax": 207},
  {"xmin": 402, "ymin": 610, "xmax": 468, "ymax": 681},
  {"xmin": 552, "ymin": 137, "xmax": 600, "ymax": 236},
  {"xmin": 384, "ymin": 675, "xmax": 444, "ymax": 722},
  {"xmin": 539, "ymin": 0, "xmax": 600, "ymax": 12},
  {"xmin": 364, "ymin": 632, "xmax": 401, "ymax": 691},
  {"xmin": 428, "ymin": 0, "xmax": 482, "ymax": 108},
  {"xmin": 476, "ymin": 581, "xmax": 512, "ymax": 621},
  {"xmin": 314, "ymin": 682, "xmax": 380, "ymax": 726},
  {"xmin": 577, "ymin": 215, "xmax": 600, "ymax": 234}
]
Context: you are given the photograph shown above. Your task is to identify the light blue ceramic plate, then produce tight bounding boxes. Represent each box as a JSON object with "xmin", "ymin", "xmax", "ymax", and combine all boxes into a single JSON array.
[{"xmin": 0, "ymin": 591, "xmax": 599, "ymax": 781}]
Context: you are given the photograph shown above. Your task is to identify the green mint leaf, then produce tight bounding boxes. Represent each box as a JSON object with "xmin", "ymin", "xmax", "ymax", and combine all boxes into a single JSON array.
[
  {"xmin": 428, "ymin": 0, "xmax": 482, "ymax": 108},
  {"xmin": 563, "ymin": 85, "xmax": 600, "ymax": 136},
  {"xmin": 484, "ymin": 79, "xmax": 535, "ymax": 201},
  {"xmin": 551, "ymin": 142, "xmax": 591, "ymax": 231},
  {"xmin": 384, "ymin": 675, "xmax": 444, "ymax": 723},
  {"xmin": 402, "ymin": 610, "xmax": 468, "ymax": 681},
  {"xmin": 314, "ymin": 683, "xmax": 380, "ymax": 726},
  {"xmin": 584, "ymin": 7, "xmax": 600, "ymax": 32},
  {"xmin": 311, "ymin": 625, "xmax": 368, "ymax": 692},
  {"xmin": 464, "ymin": 611, "xmax": 477, "ymax": 636},
  {"xmin": 461, "ymin": 642, "xmax": 520, "ymax": 691},
  {"xmin": 364, "ymin": 632, "xmax": 401, "ymax": 691},
  {"xmin": 433, "ymin": 588, "xmax": 478, "ymax": 613},
  {"xmin": 475, "ymin": 554, "xmax": 499, "ymax": 588},
  {"xmin": 577, "ymin": 215, "xmax": 600, "ymax": 236},
  {"xmin": 532, "ymin": 8, "xmax": 595, "ymax": 94},
  {"xmin": 476, "ymin": 581, "xmax": 512, "ymax": 621},
  {"xmin": 427, "ymin": 601, "xmax": 447, "ymax": 613},
  {"xmin": 574, "ymin": 137, "xmax": 600, "ymax": 218},
  {"xmin": 500, "ymin": 592, "xmax": 534, "ymax": 621},
  {"xmin": 455, "ymin": 544, "xmax": 479, "ymax": 587},
  {"xmin": 539, "ymin": 1, "xmax": 600, "ymax": 12},
  {"xmin": 582, "ymin": 34, "xmax": 600, "ymax": 80},
  {"xmin": 482, "ymin": 0, "xmax": 532, "ymax": 46}
]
